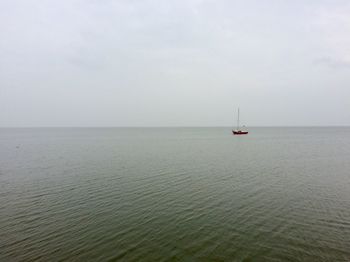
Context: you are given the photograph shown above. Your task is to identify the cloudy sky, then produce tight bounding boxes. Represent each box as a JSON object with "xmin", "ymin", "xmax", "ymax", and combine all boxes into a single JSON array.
[{"xmin": 1, "ymin": 0, "xmax": 350, "ymax": 126}]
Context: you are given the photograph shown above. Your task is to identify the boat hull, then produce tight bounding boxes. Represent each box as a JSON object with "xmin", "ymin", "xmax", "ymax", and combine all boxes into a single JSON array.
[{"xmin": 232, "ymin": 130, "xmax": 248, "ymax": 135}]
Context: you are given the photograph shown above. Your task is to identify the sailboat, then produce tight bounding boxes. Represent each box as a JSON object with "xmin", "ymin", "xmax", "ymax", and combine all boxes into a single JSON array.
[{"xmin": 232, "ymin": 108, "xmax": 248, "ymax": 135}]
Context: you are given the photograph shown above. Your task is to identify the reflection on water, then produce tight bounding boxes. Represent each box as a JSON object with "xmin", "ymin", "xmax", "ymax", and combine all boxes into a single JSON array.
[{"xmin": 1, "ymin": 127, "xmax": 350, "ymax": 261}]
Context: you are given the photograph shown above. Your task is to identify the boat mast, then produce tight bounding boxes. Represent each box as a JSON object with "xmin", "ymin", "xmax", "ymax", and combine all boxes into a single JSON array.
[{"xmin": 237, "ymin": 108, "xmax": 240, "ymax": 130}]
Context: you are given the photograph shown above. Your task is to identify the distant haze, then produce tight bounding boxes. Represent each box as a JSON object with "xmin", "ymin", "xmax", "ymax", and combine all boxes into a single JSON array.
[{"xmin": 1, "ymin": 0, "xmax": 350, "ymax": 127}]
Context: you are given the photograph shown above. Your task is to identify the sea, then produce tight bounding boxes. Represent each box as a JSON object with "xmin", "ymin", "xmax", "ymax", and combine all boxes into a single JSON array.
[{"xmin": 1, "ymin": 127, "xmax": 350, "ymax": 261}]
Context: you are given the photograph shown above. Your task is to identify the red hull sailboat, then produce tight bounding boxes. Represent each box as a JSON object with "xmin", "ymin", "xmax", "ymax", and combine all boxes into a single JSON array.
[{"xmin": 232, "ymin": 108, "xmax": 248, "ymax": 135}]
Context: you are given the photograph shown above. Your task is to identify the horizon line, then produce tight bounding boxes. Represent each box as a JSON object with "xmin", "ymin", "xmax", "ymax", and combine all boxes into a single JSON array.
[{"xmin": 0, "ymin": 125, "xmax": 349, "ymax": 128}]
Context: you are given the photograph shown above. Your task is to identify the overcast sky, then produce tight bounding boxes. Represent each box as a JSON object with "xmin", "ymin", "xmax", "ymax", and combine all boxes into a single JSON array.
[{"xmin": 1, "ymin": 0, "xmax": 350, "ymax": 127}]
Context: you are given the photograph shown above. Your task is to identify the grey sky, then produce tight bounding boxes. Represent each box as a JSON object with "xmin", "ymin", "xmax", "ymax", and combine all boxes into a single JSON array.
[{"xmin": 1, "ymin": 0, "xmax": 350, "ymax": 127}]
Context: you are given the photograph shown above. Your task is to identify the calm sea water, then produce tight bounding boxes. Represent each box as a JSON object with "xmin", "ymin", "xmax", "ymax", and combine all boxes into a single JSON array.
[{"xmin": 1, "ymin": 127, "xmax": 350, "ymax": 261}]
